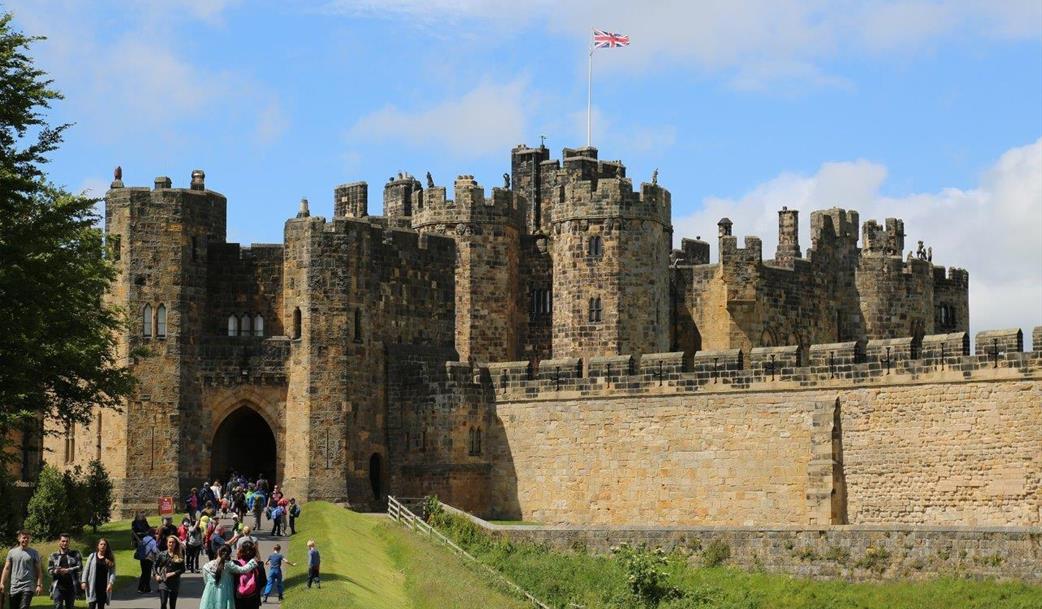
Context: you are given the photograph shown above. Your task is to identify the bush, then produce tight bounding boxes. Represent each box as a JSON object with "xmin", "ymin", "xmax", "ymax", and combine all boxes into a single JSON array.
[
  {"xmin": 702, "ymin": 540, "xmax": 731, "ymax": 567},
  {"xmin": 62, "ymin": 465, "xmax": 87, "ymax": 532},
  {"xmin": 23, "ymin": 464, "xmax": 71, "ymax": 539},
  {"xmin": 612, "ymin": 544, "xmax": 682, "ymax": 606},
  {"xmin": 84, "ymin": 459, "xmax": 113, "ymax": 532},
  {"xmin": 421, "ymin": 494, "xmax": 443, "ymax": 523}
]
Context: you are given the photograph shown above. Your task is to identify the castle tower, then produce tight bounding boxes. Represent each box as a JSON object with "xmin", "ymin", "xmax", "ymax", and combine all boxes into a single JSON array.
[
  {"xmin": 334, "ymin": 182, "xmax": 368, "ymax": 218},
  {"xmin": 775, "ymin": 207, "xmax": 801, "ymax": 268},
  {"xmin": 549, "ymin": 149, "xmax": 672, "ymax": 360},
  {"xmin": 383, "ymin": 173, "xmax": 422, "ymax": 220},
  {"xmin": 510, "ymin": 144, "xmax": 550, "ymax": 234},
  {"xmin": 857, "ymin": 216, "xmax": 934, "ymax": 341},
  {"xmin": 412, "ymin": 176, "xmax": 524, "ymax": 362},
  {"xmin": 103, "ymin": 170, "xmax": 226, "ymax": 513}
]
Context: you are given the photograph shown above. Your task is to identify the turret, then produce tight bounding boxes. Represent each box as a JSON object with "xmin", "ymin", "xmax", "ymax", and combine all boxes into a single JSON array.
[
  {"xmin": 383, "ymin": 173, "xmax": 421, "ymax": 219},
  {"xmin": 549, "ymin": 153, "xmax": 671, "ymax": 360},
  {"xmin": 511, "ymin": 144, "xmax": 550, "ymax": 234},
  {"xmin": 334, "ymin": 181, "xmax": 368, "ymax": 218},
  {"xmin": 775, "ymin": 207, "xmax": 801, "ymax": 268}
]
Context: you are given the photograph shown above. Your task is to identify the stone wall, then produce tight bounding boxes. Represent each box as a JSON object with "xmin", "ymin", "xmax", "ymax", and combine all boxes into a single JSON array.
[{"xmin": 485, "ymin": 349, "xmax": 1042, "ymax": 528}]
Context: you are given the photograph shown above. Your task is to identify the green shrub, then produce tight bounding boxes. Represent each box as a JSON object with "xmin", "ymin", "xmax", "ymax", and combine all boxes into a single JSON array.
[
  {"xmin": 23, "ymin": 464, "xmax": 72, "ymax": 539},
  {"xmin": 611, "ymin": 544, "xmax": 682, "ymax": 606},
  {"xmin": 702, "ymin": 540, "xmax": 731, "ymax": 567},
  {"xmin": 421, "ymin": 494, "xmax": 443, "ymax": 523},
  {"xmin": 84, "ymin": 459, "xmax": 113, "ymax": 532},
  {"xmin": 824, "ymin": 546, "xmax": 850, "ymax": 565},
  {"xmin": 855, "ymin": 547, "xmax": 892, "ymax": 574},
  {"xmin": 793, "ymin": 546, "xmax": 819, "ymax": 561}
]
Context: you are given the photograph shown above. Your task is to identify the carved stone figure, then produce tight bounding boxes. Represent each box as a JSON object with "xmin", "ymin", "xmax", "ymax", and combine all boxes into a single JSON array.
[
  {"xmin": 114, "ymin": 165, "xmax": 122, "ymax": 181},
  {"xmin": 426, "ymin": 171, "xmax": 434, "ymax": 188},
  {"xmin": 652, "ymin": 168, "xmax": 658, "ymax": 186},
  {"xmin": 503, "ymin": 173, "xmax": 511, "ymax": 189}
]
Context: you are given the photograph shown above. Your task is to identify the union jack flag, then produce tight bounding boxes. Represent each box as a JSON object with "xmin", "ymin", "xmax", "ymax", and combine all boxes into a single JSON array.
[{"xmin": 593, "ymin": 29, "xmax": 630, "ymax": 49}]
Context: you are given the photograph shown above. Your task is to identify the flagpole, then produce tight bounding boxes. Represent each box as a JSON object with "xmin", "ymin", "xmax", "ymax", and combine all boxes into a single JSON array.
[{"xmin": 587, "ymin": 41, "xmax": 593, "ymax": 148}]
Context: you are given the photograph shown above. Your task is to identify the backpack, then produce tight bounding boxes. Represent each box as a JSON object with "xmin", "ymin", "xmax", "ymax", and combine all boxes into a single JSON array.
[
  {"xmin": 235, "ymin": 560, "xmax": 259, "ymax": 598},
  {"xmin": 290, "ymin": 504, "xmax": 301, "ymax": 518}
]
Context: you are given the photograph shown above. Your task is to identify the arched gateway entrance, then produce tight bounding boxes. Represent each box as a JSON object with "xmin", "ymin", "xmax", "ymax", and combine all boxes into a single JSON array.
[{"xmin": 211, "ymin": 406, "xmax": 277, "ymax": 482}]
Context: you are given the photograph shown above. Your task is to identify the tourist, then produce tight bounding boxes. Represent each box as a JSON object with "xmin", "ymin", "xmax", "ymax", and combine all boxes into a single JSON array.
[
  {"xmin": 306, "ymin": 539, "xmax": 320, "ymax": 589},
  {"xmin": 250, "ymin": 492, "xmax": 264, "ymax": 531},
  {"xmin": 1, "ymin": 530, "xmax": 44, "ymax": 609},
  {"xmin": 80, "ymin": 538, "xmax": 115, "ymax": 609},
  {"xmin": 288, "ymin": 498, "xmax": 300, "ymax": 535},
  {"xmin": 255, "ymin": 474, "xmax": 269, "ymax": 494},
  {"xmin": 185, "ymin": 488, "xmax": 200, "ymax": 522},
  {"xmin": 270, "ymin": 503, "xmax": 285, "ymax": 537},
  {"xmin": 198, "ymin": 544, "xmax": 257, "ymax": 609},
  {"xmin": 185, "ymin": 518, "xmax": 203, "ymax": 573},
  {"xmin": 134, "ymin": 527, "xmax": 158, "ymax": 594},
  {"xmin": 232, "ymin": 542, "xmax": 265, "ymax": 609},
  {"xmin": 261, "ymin": 543, "xmax": 295, "ymax": 603},
  {"xmin": 210, "ymin": 480, "xmax": 223, "ymax": 504},
  {"xmin": 153, "ymin": 535, "xmax": 186, "ymax": 609},
  {"xmin": 209, "ymin": 525, "xmax": 227, "ymax": 563},
  {"xmin": 130, "ymin": 511, "xmax": 151, "ymax": 549},
  {"xmin": 158, "ymin": 516, "xmax": 179, "ymax": 545},
  {"xmin": 47, "ymin": 532, "xmax": 82, "ymax": 609},
  {"xmin": 231, "ymin": 526, "xmax": 257, "ymax": 554}
]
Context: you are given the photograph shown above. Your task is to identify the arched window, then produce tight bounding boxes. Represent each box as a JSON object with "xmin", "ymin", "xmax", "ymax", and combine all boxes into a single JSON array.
[
  {"xmin": 142, "ymin": 304, "xmax": 153, "ymax": 338},
  {"xmin": 354, "ymin": 308, "xmax": 362, "ymax": 342},
  {"xmin": 476, "ymin": 427, "xmax": 482, "ymax": 455},
  {"xmin": 293, "ymin": 307, "xmax": 302, "ymax": 339},
  {"xmin": 240, "ymin": 314, "xmax": 252, "ymax": 336},
  {"xmin": 254, "ymin": 315, "xmax": 264, "ymax": 337},
  {"xmin": 156, "ymin": 304, "xmax": 167, "ymax": 338},
  {"xmin": 227, "ymin": 315, "xmax": 238, "ymax": 337}
]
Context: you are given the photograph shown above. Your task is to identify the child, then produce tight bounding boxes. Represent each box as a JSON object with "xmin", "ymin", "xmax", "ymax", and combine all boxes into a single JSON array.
[
  {"xmin": 262, "ymin": 543, "xmax": 296, "ymax": 602},
  {"xmin": 306, "ymin": 540, "xmax": 320, "ymax": 589}
]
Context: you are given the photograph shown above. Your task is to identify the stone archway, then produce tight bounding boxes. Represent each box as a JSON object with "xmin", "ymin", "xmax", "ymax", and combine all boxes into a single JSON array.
[{"xmin": 211, "ymin": 405, "xmax": 277, "ymax": 483}]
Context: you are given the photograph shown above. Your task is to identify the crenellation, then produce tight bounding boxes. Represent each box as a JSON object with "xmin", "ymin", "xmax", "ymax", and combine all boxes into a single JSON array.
[{"xmin": 975, "ymin": 328, "xmax": 1024, "ymax": 355}]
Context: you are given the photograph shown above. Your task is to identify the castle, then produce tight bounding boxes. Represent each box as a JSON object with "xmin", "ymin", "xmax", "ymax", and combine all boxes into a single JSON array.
[{"xmin": 36, "ymin": 144, "xmax": 1042, "ymax": 529}]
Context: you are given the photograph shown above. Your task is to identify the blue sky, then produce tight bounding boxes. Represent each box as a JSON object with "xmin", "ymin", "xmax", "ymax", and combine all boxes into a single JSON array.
[{"xmin": 7, "ymin": 0, "xmax": 1042, "ymax": 337}]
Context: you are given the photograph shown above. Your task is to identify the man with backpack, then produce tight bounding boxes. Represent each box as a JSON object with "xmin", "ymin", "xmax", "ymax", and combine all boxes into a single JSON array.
[
  {"xmin": 288, "ymin": 498, "xmax": 301, "ymax": 535},
  {"xmin": 234, "ymin": 541, "xmax": 265, "ymax": 608},
  {"xmin": 134, "ymin": 529, "xmax": 158, "ymax": 594}
]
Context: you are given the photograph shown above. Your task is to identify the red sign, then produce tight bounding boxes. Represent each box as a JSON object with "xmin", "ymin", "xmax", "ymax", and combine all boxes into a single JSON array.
[{"xmin": 158, "ymin": 496, "xmax": 175, "ymax": 516}]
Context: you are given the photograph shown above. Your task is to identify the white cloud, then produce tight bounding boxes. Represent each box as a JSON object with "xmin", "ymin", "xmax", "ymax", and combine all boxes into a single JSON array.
[
  {"xmin": 7, "ymin": 1, "xmax": 285, "ymax": 145},
  {"xmin": 348, "ymin": 78, "xmax": 530, "ymax": 158},
  {"xmin": 324, "ymin": 1, "xmax": 1042, "ymax": 90},
  {"xmin": 673, "ymin": 138, "xmax": 1042, "ymax": 340}
]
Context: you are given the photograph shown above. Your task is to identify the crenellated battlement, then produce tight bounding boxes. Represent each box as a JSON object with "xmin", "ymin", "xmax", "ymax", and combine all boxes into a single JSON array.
[
  {"xmin": 810, "ymin": 207, "xmax": 860, "ymax": 249},
  {"xmin": 472, "ymin": 327, "xmax": 1042, "ymax": 400},
  {"xmin": 286, "ymin": 212, "xmax": 456, "ymax": 257},
  {"xmin": 410, "ymin": 175, "xmax": 522, "ymax": 229},
  {"xmin": 550, "ymin": 176, "xmax": 671, "ymax": 226}
]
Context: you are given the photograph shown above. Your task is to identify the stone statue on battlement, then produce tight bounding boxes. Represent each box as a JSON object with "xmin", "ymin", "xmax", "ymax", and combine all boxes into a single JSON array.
[
  {"xmin": 652, "ymin": 168, "xmax": 658, "ymax": 186},
  {"xmin": 916, "ymin": 240, "xmax": 928, "ymax": 260},
  {"xmin": 503, "ymin": 173, "xmax": 510, "ymax": 189},
  {"xmin": 426, "ymin": 171, "xmax": 434, "ymax": 188}
]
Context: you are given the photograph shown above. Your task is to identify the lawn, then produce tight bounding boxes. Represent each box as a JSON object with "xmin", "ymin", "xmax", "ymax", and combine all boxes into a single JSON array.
[
  {"xmin": 29, "ymin": 518, "xmax": 135, "ymax": 607},
  {"xmin": 281, "ymin": 501, "xmax": 530, "ymax": 609},
  {"xmin": 432, "ymin": 511, "xmax": 1042, "ymax": 609}
]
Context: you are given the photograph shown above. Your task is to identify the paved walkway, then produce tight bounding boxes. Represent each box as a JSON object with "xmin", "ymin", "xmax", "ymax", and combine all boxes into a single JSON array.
[{"xmin": 109, "ymin": 518, "xmax": 293, "ymax": 609}]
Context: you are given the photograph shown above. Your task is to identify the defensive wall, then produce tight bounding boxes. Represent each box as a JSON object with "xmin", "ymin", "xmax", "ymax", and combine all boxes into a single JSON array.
[
  {"xmin": 441, "ymin": 504, "xmax": 1042, "ymax": 582},
  {"xmin": 418, "ymin": 327, "xmax": 1042, "ymax": 529}
]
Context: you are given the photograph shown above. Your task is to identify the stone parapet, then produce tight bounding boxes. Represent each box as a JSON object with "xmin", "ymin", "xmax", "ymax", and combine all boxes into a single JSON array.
[{"xmin": 975, "ymin": 329, "xmax": 1024, "ymax": 355}]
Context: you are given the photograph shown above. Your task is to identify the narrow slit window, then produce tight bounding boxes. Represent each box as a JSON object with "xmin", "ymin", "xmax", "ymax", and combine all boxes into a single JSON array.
[
  {"xmin": 254, "ymin": 315, "xmax": 264, "ymax": 337},
  {"xmin": 293, "ymin": 307, "xmax": 302, "ymax": 339},
  {"xmin": 156, "ymin": 304, "xmax": 167, "ymax": 338},
  {"xmin": 228, "ymin": 315, "xmax": 238, "ymax": 337},
  {"xmin": 143, "ymin": 304, "xmax": 153, "ymax": 337},
  {"xmin": 588, "ymin": 235, "xmax": 603, "ymax": 258},
  {"xmin": 241, "ymin": 314, "xmax": 252, "ymax": 336},
  {"xmin": 354, "ymin": 308, "xmax": 362, "ymax": 341}
]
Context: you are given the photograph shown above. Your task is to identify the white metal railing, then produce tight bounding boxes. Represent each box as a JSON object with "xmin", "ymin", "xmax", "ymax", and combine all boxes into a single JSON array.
[{"xmin": 387, "ymin": 495, "xmax": 552, "ymax": 609}]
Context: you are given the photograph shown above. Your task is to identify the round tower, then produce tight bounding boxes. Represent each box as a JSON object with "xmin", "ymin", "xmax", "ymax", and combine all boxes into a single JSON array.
[{"xmin": 548, "ymin": 150, "xmax": 672, "ymax": 360}]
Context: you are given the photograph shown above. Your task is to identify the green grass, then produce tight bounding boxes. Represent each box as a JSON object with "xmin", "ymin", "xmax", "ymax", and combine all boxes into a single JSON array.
[
  {"xmin": 282, "ymin": 502, "xmax": 530, "ymax": 609},
  {"xmin": 29, "ymin": 519, "xmax": 135, "ymax": 607},
  {"xmin": 431, "ymin": 511, "xmax": 1042, "ymax": 609}
]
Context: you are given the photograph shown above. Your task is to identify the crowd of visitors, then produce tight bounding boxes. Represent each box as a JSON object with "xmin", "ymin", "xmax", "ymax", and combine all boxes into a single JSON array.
[{"xmin": 2, "ymin": 471, "xmax": 308, "ymax": 609}]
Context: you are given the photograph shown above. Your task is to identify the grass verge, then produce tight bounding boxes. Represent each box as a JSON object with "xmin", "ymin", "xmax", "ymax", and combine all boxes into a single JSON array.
[
  {"xmin": 432, "ymin": 511, "xmax": 1042, "ymax": 609},
  {"xmin": 29, "ymin": 519, "xmax": 134, "ymax": 607},
  {"xmin": 282, "ymin": 502, "xmax": 529, "ymax": 609}
]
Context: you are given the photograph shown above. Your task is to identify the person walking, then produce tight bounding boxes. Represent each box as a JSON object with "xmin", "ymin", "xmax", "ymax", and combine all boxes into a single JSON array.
[
  {"xmin": 185, "ymin": 519, "xmax": 204, "ymax": 573},
  {"xmin": 230, "ymin": 526, "xmax": 256, "ymax": 554},
  {"xmin": 305, "ymin": 540, "xmax": 320, "ymax": 589},
  {"xmin": 158, "ymin": 517, "xmax": 178, "ymax": 545},
  {"xmin": 46, "ymin": 533, "xmax": 81, "ymax": 609},
  {"xmin": 232, "ymin": 542, "xmax": 264, "ymax": 609},
  {"xmin": 153, "ymin": 535, "xmax": 186, "ymax": 609},
  {"xmin": 134, "ymin": 528, "xmax": 158, "ymax": 594},
  {"xmin": 80, "ymin": 538, "xmax": 115, "ymax": 609},
  {"xmin": 185, "ymin": 488, "xmax": 200, "ymax": 522},
  {"xmin": 261, "ymin": 544, "xmax": 295, "ymax": 603},
  {"xmin": 198, "ymin": 544, "xmax": 257, "ymax": 609},
  {"xmin": 270, "ymin": 503, "xmax": 284, "ymax": 537},
  {"xmin": 288, "ymin": 499, "xmax": 300, "ymax": 535},
  {"xmin": 208, "ymin": 525, "xmax": 227, "ymax": 564},
  {"xmin": 0, "ymin": 530, "xmax": 44, "ymax": 609},
  {"xmin": 130, "ymin": 512, "xmax": 151, "ymax": 549}
]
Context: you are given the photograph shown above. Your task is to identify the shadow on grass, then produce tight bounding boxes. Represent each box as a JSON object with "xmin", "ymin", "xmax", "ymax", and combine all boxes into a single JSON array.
[{"xmin": 283, "ymin": 571, "xmax": 374, "ymax": 594}]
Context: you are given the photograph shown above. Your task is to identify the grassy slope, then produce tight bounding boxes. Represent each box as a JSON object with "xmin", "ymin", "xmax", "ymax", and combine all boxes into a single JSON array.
[
  {"xmin": 434, "ymin": 512, "xmax": 1042, "ymax": 609},
  {"xmin": 282, "ymin": 502, "xmax": 528, "ymax": 609},
  {"xmin": 29, "ymin": 519, "xmax": 134, "ymax": 607}
]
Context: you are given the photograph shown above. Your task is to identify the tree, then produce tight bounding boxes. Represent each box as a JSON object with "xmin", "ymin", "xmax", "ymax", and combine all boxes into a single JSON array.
[
  {"xmin": 0, "ymin": 15, "xmax": 134, "ymax": 445},
  {"xmin": 84, "ymin": 458, "xmax": 113, "ymax": 532},
  {"xmin": 22, "ymin": 464, "xmax": 71, "ymax": 539}
]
